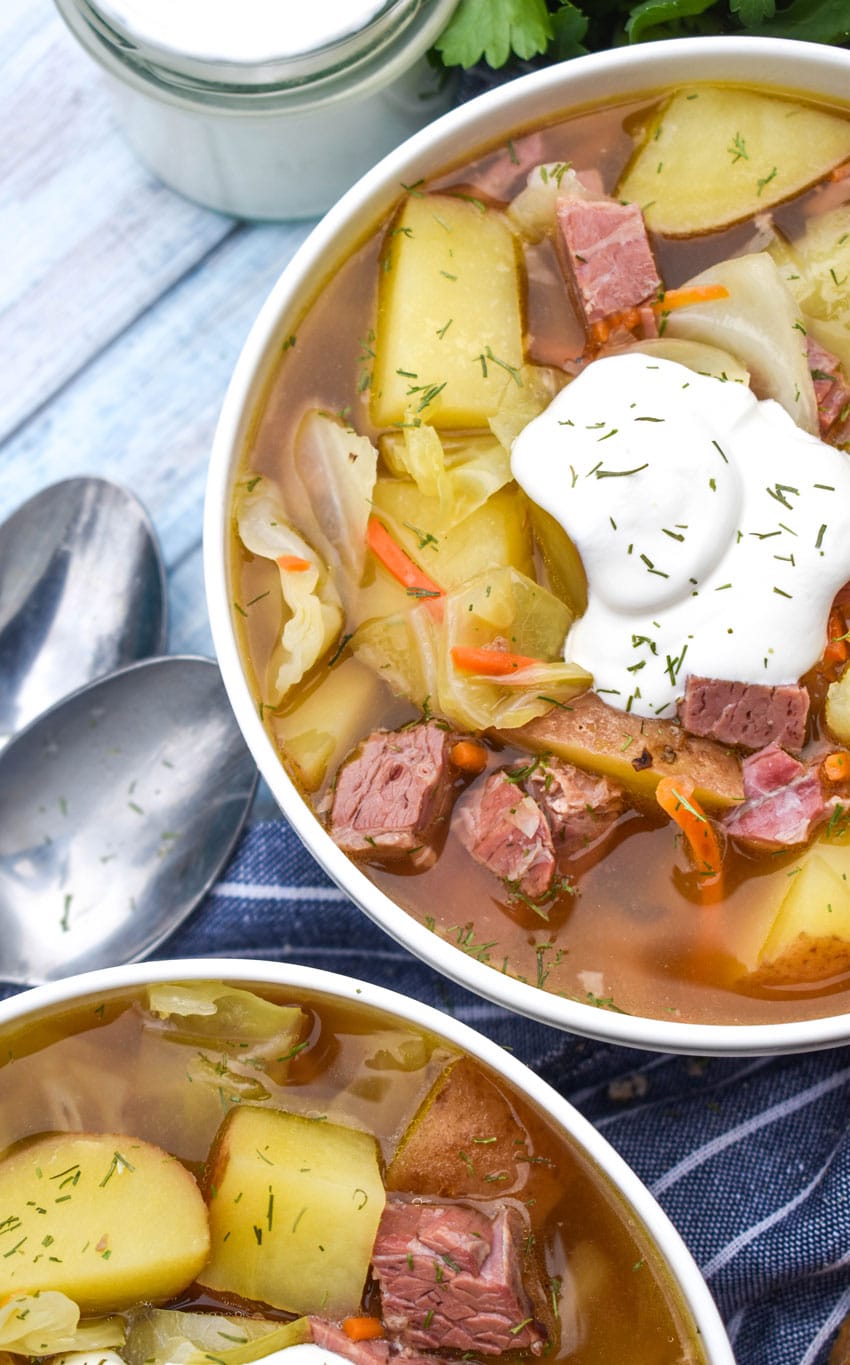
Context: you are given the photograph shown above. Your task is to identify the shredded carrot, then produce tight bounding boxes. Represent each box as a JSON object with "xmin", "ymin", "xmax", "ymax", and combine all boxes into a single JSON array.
[
  {"xmin": 342, "ymin": 1318, "xmax": 385, "ymax": 1342},
  {"xmin": 824, "ymin": 607, "xmax": 849, "ymax": 668},
  {"xmin": 451, "ymin": 645, "xmax": 542, "ymax": 676},
  {"xmin": 276, "ymin": 554, "xmax": 312, "ymax": 572},
  {"xmin": 652, "ymin": 283, "xmax": 729, "ymax": 313},
  {"xmin": 589, "ymin": 285, "xmax": 729, "ymax": 347},
  {"xmin": 823, "ymin": 751, "xmax": 850, "ymax": 783},
  {"xmin": 655, "ymin": 775, "xmax": 723, "ymax": 894},
  {"xmin": 366, "ymin": 517, "xmax": 443, "ymax": 604},
  {"xmin": 590, "ymin": 308, "xmax": 640, "ymax": 344},
  {"xmin": 450, "ymin": 738, "xmax": 489, "ymax": 774}
]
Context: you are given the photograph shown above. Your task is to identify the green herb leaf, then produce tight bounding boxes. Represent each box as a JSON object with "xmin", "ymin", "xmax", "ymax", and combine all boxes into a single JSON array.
[
  {"xmin": 626, "ymin": 0, "xmax": 719, "ymax": 43},
  {"xmin": 730, "ymin": 0, "xmax": 775, "ymax": 25},
  {"xmin": 434, "ymin": 0, "xmax": 554, "ymax": 68}
]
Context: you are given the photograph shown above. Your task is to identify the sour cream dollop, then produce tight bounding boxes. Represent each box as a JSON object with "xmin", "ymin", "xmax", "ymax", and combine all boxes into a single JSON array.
[
  {"xmin": 250, "ymin": 1349, "xmax": 349, "ymax": 1365},
  {"xmin": 510, "ymin": 353, "xmax": 850, "ymax": 718},
  {"xmin": 191, "ymin": 1348, "xmax": 350, "ymax": 1365}
]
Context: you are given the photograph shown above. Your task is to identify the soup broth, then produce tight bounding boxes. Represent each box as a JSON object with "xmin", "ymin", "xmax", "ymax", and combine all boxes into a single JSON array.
[
  {"xmin": 230, "ymin": 83, "xmax": 850, "ymax": 1026},
  {"xmin": 0, "ymin": 980, "xmax": 702, "ymax": 1364}
]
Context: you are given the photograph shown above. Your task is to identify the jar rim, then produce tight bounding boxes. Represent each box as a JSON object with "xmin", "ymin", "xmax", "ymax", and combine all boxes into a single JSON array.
[{"xmin": 71, "ymin": 0, "xmax": 455, "ymax": 89}]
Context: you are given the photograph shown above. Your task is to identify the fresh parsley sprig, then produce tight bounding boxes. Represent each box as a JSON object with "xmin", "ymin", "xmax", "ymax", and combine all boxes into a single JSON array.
[{"xmin": 434, "ymin": 0, "xmax": 850, "ymax": 72}]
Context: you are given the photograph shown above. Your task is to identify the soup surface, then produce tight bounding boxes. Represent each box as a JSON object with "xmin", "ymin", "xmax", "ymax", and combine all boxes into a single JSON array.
[
  {"xmin": 0, "ymin": 980, "xmax": 701, "ymax": 1364},
  {"xmin": 230, "ymin": 82, "xmax": 850, "ymax": 1025}
]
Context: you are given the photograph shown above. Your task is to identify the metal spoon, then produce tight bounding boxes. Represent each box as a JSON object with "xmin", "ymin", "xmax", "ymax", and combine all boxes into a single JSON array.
[
  {"xmin": 0, "ymin": 478, "xmax": 166, "ymax": 744},
  {"xmin": 0, "ymin": 656, "xmax": 257, "ymax": 986}
]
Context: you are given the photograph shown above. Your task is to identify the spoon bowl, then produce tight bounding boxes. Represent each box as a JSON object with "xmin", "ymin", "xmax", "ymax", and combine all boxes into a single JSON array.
[
  {"xmin": 0, "ymin": 477, "xmax": 166, "ymax": 743},
  {"xmin": 0, "ymin": 656, "xmax": 257, "ymax": 986}
]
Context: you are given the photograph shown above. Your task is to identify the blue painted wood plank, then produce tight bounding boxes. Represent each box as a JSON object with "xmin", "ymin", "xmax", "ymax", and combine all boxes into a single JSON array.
[{"xmin": 1, "ymin": 0, "xmax": 236, "ymax": 443}]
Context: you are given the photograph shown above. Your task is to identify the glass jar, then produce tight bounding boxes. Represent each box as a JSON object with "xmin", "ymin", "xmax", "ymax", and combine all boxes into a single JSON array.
[{"xmin": 53, "ymin": 0, "xmax": 461, "ymax": 219}]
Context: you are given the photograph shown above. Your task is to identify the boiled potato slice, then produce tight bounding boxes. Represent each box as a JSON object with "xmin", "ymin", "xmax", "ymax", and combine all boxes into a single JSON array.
[
  {"xmin": 387, "ymin": 1056, "xmax": 555, "ymax": 1205},
  {"xmin": 272, "ymin": 656, "xmax": 389, "ymax": 792},
  {"xmin": 371, "ymin": 481, "xmax": 534, "ymax": 589},
  {"xmin": 750, "ymin": 855, "xmax": 850, "ymax": 985},
  {"xmin": 371, "ymin": 194, "xmax": 522, "ymax": 428},
  {"xmin": 509, "ymin": 691, "xmax": 744, "ymax": 808},
  {"xmin": 0, "ymin": 1133, "xmax": 209, "ymax": 1311},
  {"xmin": 617, "ymin": 87, "xmax": 850, "ymax": 236},
  {"xmin": 826, "ymin": 664, "xmax": 850, "ymax": 745},
  {"xmin": 199, "ymin": 1106, "xmax": 384, "ymax": 1317}
]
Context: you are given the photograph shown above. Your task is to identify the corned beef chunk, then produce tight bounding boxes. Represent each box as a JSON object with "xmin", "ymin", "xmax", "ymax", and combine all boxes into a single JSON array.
[
  {"xmin": 678, "ymin": 676, "xmax": 810, "ymax": 751},
  {"xmin": 455, "ymin": 769, "xmax": 555, "ymax": 898},
  {"xmin": 525, "ymin": 758, "xmax": 625, "ymax": 855},
  {"xmin": 310, "ymin": 1321, "xmax": 389, "ymax": 1365},
  {"xmin": 372, "ymin": 1198, "xmax": 546, "ymax": 1356},
  {"xmin": 329, "ymin": 721, "xmax": 453, "ymax": 861},
  {"xmin": 556, "ymin": 198, "xmax": 660, "ymax": 326},
  {"xmin": 808, "ymin": 335, "xmax": 850, "ymax": 437},
  {"xmin": 723, "ymin": 743, "xmax": 829, "ymax": 849}
]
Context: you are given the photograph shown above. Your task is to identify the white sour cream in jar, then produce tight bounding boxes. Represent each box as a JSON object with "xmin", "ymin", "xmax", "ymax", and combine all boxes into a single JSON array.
[
  {"xmin": 510, "ymin": 353, "xmax": 850, "ymax": 718},
  {"xmin": 95, "ymin": 0, "xmax": 390, "ymax": 63}
]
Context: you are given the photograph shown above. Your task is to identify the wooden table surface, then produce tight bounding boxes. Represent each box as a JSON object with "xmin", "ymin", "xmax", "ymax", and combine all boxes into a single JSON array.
[{"xmin": 3, "ymin": 0, "xmax": 326, "ymax": 813}]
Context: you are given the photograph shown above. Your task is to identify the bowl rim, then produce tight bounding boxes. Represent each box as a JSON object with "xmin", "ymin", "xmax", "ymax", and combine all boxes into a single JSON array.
[
  {"xmin": 205, "ymin": 35, "xmax": 850, "ymax": 1057},
  {"xmin": 0, "ymin": 956, "xmax": 735, "ymax": 1363}
]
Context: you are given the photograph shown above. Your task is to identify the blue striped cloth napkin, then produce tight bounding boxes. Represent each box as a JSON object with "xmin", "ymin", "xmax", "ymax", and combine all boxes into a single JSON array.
[{"xmin": 150, "ymin": 818, "xmax": 850, "ymax": 1365}]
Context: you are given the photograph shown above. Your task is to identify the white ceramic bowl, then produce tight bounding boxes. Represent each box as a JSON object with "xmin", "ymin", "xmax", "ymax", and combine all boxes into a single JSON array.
[
  {"xmin": 205, "ymin": 37, "xmax": 850, "ymax": 1055},
  {"xmin": 0, "ymin": 957, "xmax": 735, "ymax": 1363}
]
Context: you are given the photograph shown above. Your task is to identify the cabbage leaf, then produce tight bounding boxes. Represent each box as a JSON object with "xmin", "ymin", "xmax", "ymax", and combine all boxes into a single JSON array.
[
  {"xmin": 279, "ymin": 409, "xmax": 377, "ymax": 598},
  {"xmin": 123, "ymin": 1308, "xmax": 310, "ymax": 1365},
  {"xmin": 664, "ymin": 252, "xmax": 818, "ymax": 433},
  {"xmin": 0, "ymin": 1292, "xmax": 123, "ymax": 1356},
  {"xmin": 380, "ymin": 426, "xmax": 514, "ymax": 524},
  {"xmin": 237, "ymin": 485, "xmax": 343, "ymax": 703},
  {"xmin": 353, "ymin": 566, "xmax": 590, "ymax": 729},
  {"xmin": 144, "ymin": 982, "xmax": 306, "ymax": 1063}
]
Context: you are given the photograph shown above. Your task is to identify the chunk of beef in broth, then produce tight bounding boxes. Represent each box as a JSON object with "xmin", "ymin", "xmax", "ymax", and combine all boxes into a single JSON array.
[
  {"xmin": 524, "ymin": 757, "xmax": 626, "ymax": 856},
  {"xmin": 328, "ymin": 722, "xmax": 455, "ymax": 865},
  {"xmin": 455, "ymin": 769, "xmax": 556, "ymax": 898},
  {"xmin": 807, "ymin": 335, "xmax": 850, "ymax": 437},
  {"xmin": 678, "ymin": 676, "xmax": 811, "ymax": 751},
  {"xmin": 555, "ymin": 197, "xmax": 661, "ymax": 326},
  {"xmin": 372, "ymin": 1197, "xmax": 547, "ymax": 1356},
  {"xmin": 722, "ymin": 743, "xmax": 831, "ymax": 848}
]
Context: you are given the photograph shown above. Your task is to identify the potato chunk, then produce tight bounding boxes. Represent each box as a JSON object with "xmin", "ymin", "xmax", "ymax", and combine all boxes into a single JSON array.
[
  {"xmin": 199, "ymin": 1106, "xmax": 385, "ymax": 1317},
  {"xmin": 617, "ymin": 87, "xmax": 850, "ymax": 236},
  {"xmin": 508, "ymin": 691, "xmax": 743, "ymax": 808},
  {"xmin": 826, "ymin": 665, "xmax": 850, "ymax": 745},
  {"xmin": 749, "ymin": 855, "xmax": 850, "ymax": 986},
  {"xmin": 371, "ymin": 194, "xmax": 523, "ymax": 428},
  {"xmin": 0, "ymin": 1133, "xmax": 209, "ymax": 1311},
  {"xmin": 371, "ymin": 481, "xmax": 534, "ymax": 589},
  {"xmin": 387, "ymin": 1057, "xmax": 537, "ymax": 1201}
]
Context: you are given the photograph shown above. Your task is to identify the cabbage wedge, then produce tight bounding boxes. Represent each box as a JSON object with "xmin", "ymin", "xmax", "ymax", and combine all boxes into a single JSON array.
[
  {"xmin": 145, "ymin": 982, "xmax": 306, "ymax": 1063},
  {"xmin": 123, "ymin": 1308, "xmax": 310, "ymax": 1365},
  {"xmin": 279, "ymin": 409, "xmax": 377, "ymax": 594},
  {"xmin": 664, "ymin": 252, "xmax": 818, "ymax": 434},
  {"xmin": 379, "ymin": 426, "xmax": 513, "ymax": 522},
  {"xmin": 353, "ymin": 566, "xmax": 591, "ymax": 730},
  {"xmin": 236, "ymin": 484, "xmax": 343, "ymax": 703},
  {"xmin": 0, "ymin": 1293, "xmax": 123, "ymax": 1357}
]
